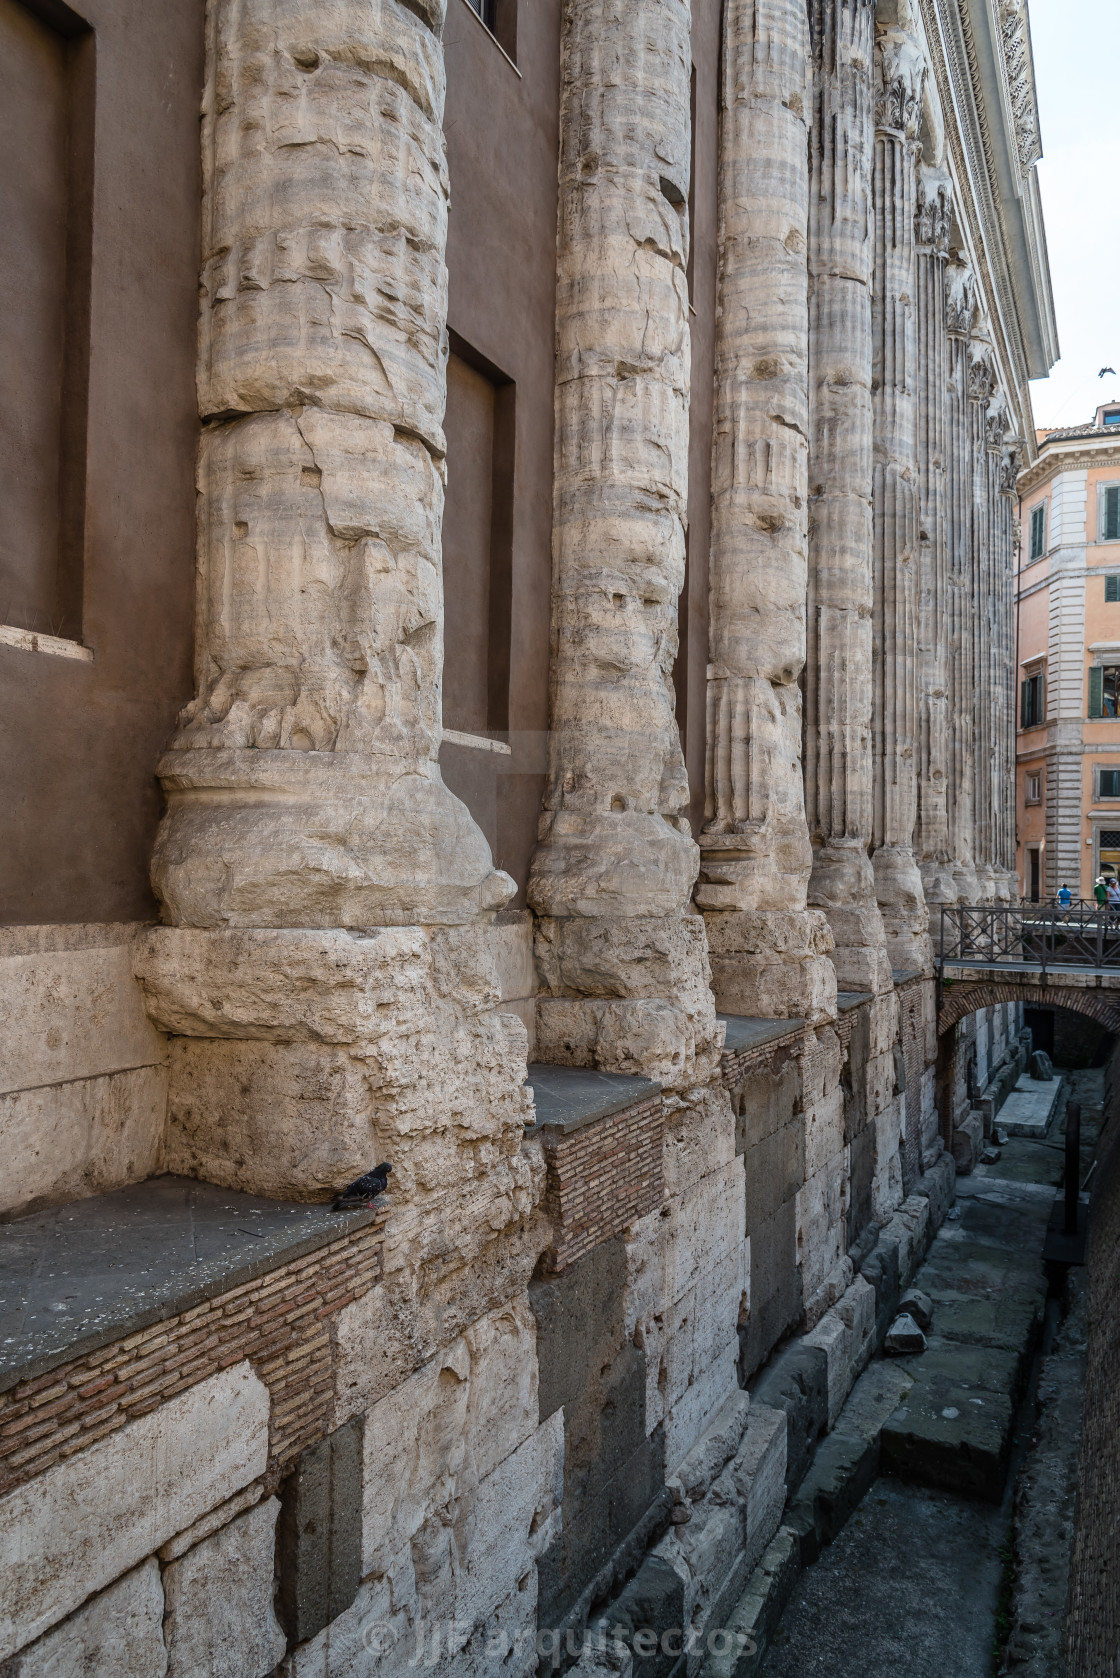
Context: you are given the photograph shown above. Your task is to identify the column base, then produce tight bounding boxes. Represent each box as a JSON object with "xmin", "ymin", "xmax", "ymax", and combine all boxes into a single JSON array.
[
  {"xmin": 873, "ymin": 843, "xmax": 933, "ymax": 976},
  {"xmin": 533, "ymin": 913, "xmax": 722, "ymax": 1089},
  {"xmin": 134, "ymin": 927, "xmax": 537, "ymax": 1233},
  {"xmin": 528, "ymin": 811, "xmax": 699, "ymax": 920},
  {"xmin": 809, "ymin": 841, "xmax": 894, "ymax": 995},
  {"xmin": 152, "ymin": 750, "xmax": 515, "ymax": 929},
  {"xmin": 703, "ymin": 910, "xmax": 837, "ymax": 1023}
]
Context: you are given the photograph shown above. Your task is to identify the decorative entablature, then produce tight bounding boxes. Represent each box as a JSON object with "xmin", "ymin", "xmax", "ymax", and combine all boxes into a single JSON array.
[{"xmin": 995, "ymin": 0, "xmax": 1043, "ymax": 174}]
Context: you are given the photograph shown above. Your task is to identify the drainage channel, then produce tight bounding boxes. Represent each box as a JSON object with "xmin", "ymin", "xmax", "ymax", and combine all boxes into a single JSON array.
[{"xmin": 711, "ymin": 1071, "xmax": 1097, "ymax": 1678}]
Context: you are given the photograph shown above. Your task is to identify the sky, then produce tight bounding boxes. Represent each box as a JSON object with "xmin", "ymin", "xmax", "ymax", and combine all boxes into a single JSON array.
[{"xmin": 1026, "ymin": 0, "xmax": 1120, "ymax": 431}]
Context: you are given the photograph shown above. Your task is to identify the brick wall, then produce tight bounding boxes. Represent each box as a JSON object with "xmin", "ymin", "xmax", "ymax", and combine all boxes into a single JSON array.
[
  {"xmin": 720, "ymin": 1027, "xmax": 805, "ymax": 1091},
  {"xmin": 537, "ymin": 1096, "xmax": 663, "ymax": 1273},
  {"xmin": 0, "ymin": 1217, "xmax": 385, "ymax": 1501}
]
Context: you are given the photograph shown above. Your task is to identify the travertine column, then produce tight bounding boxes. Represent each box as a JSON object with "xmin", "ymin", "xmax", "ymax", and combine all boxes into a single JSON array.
[
  {"xmin": 999, "ymin": 445, "xmax": 1022, "ymax": 890},
  {"xmin": 696, "ymin": 0, "xmax": 836, "ymax": 1023},
  {"xmin": 151, "ymin": 0, "xmax": 512, "ymax": 929},
  {"xmin": 944, "ymin": 262, "xmax": 978, "ymax": 902},
  {"xmin": 528, "ymin": 0, "xmax": 721, "ymax": 1086},
  {"xmin": 969, "ymin": 334, "xmax": 996, "ymax": 900},
  {"xmin": 805, "ymin": 0, "xmax": 893, "ymax": 994},
  {"xmin": 913, "ymin": 166, "xmax": 955, "ymax": 908},
  {"xmin": 870, "ymin": 24, "xmax": 929, "ymax": 972}
]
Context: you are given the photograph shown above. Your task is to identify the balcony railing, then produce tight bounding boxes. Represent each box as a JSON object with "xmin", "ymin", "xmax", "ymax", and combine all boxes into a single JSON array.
[{"xmin": 939, "ymin": 900, "xmax": 1120, "ymax": 975}]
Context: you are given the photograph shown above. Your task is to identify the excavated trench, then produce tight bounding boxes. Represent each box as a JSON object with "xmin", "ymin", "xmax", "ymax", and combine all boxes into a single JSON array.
[{"xmin": 741, "ymin": 1069, "xmax": 1098, "ymax": 1678}]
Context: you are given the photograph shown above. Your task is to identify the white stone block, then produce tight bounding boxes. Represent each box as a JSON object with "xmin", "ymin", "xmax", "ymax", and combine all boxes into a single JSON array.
[
  {"xmin": 0, "ymin": 1363, "xmax": 270, "ymax": 1659},
  {"xmin": 5, "ymin": 1561, "xmax": 166, "ymax": 1676},
  {"xmin": 491, "ymin": 915, "xmax": 535, "ymax": 1003},
  {"xmin": 664, "ymin": 1160, "xmax": 745, "ymax": 1305},
  {"xmin": 0, "ymin": 940, "xmax": 165, "ymax": 1096},
  {"xmin": 0, "ymin": 1065, "xmax": 166, "ymax": 1217},
  {"xmin": 664, "ymin": 1342, "xmax": 741, "ymax": 1475},
  {"xmin": 803, "ymin": 1084, "xmax": 845, "ymax": 1180},
  {"xmin": 804, "ymin": 1308, "xmax": 850, "ymax": 1428},
  {"xmin": 163, "ymin": 1499, "xmax": 285, "ymax": 1678},
  {"xmin": 731, "ymin": 1403, "xmax": 788, "ymax": 1575},
  {"xmin": 361, "ymin": 1300, "xmax": 540, "ymax": 1579}
]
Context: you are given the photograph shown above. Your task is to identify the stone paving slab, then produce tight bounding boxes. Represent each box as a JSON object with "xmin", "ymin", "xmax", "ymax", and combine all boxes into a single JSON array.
[
  {"xmin": 525, "ymin": 1063, "xmax": 661, "ymax": 1132},
  {"xmin": 998, "ymin": 1075, "xmax": 1063, "ymax": 1138},
  {"xmin": 0, "ymin": 1175, "xmax": 380, "ymax": 1392}
]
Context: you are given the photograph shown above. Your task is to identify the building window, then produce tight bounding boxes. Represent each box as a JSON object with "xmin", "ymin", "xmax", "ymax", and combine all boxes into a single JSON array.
[
  {"xmin": 1020, "ymin": 670, "xmax": 1045, "ymax": 727},
  {"xmin": 1101, "ymin": 769, "xmax": 1120, "ymax": 798},
  {"xmin": 1029, "ymin": 503, "xmax": 1046, "ymax": 560},
  {"xmin": 1025, "ymin": 772, "xmax": 1042, "ymax": 804},
  {"xmin": 1104, "ymin": 410, "xmax": 1120, "ymax": 427},
  {"xmin": 1101, "ymin": 829, "xmax": 1120, "ymax": 880},
  {"xmin": 1103, "ymin": 486, "xmax": 1120, "ymax": 542},
  {"xmin": 1028, "ymin": 848, "xmax": 1041, "ymax": 902},
  {"xmin": 1089, "ymin": 665, "xmax": 1120, "ymax": 717},
  {"xmin": 1106, "ymin": 574, "xmax": 1120, "ymax": 600}
]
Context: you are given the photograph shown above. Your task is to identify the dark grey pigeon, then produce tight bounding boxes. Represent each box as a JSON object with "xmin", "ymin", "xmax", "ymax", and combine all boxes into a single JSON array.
[{"xmin": 332, "ymin": 1162, "xmax": 392, "ymax": 1210}]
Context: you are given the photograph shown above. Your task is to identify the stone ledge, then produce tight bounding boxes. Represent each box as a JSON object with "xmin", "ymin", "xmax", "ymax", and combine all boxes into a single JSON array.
[
  {"xmin": 525, "ymin": 1063, "xmax": 662, "ymax": 1134},
  {"xmin": 0, "ymin": 1175, "xmax": 384, "ymax": 1394},
  {"xmin": 835, "ymin": 990, "xmax": 874, "ymax": 1013}
]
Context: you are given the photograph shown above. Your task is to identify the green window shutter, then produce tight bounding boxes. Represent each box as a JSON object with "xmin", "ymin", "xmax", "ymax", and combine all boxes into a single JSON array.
[
  {"xmin": 1090, "ymin": 665, "xmax": 1105, "ymax": 717},
  {"xmin": 1107, "ymin": 574, "xmax": 1120, "ymax": 602},
  {"xmin": 1030, "ymin": 504, "xmax": 1046, "ymax": 558},
  {"xmin": 1020, "ymin": 680, "xmax": 1029, "ymax": 728},
  {"xmin": 1106, "ymin": 486, "xmax": 1120, "ymax": 542}
]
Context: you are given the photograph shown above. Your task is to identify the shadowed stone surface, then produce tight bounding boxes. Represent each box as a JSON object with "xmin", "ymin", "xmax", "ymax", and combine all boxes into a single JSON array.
[{"xmin": 0, "ymin": 1175, "xmax": 378, "ymax": 1392}]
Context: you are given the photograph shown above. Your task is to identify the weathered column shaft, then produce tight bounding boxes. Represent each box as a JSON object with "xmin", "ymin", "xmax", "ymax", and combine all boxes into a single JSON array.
[
  {"xmin": 151, "ymin": 0, "xmax": 511, "ymax": 929},
  {"xmin": 529, "ymin": 0, "xmax": 722, "ymax": 1086},
  {"xmin": 870, "ymin": 24, "xmax": 929, "ymax": 970},
  {"xmin": 914, "ymin": 167, "xmax": 954, "ymax": 907},
  {"xmin": 969, "ymin": 336, "xmax": 995, "ymax": 895},
  {"xmin": 697, "ymin": 0, "xmax": 836, "ymax": 1023},
  {"xmin": 944, "ymin": 262, "xmax": 978, "ymax": 901},
  {"xmin": 805, "ymin": 0, "xmax": 892, "ymax": 994}
]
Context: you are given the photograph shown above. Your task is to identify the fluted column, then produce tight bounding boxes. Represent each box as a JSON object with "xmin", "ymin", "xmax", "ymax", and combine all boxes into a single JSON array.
[
  {"xmin": 529, "ymin": 0, "xmax": 721, "ymax": 1085},
  {"xmin": 870, "ymin": 24, "xmax": 929, "ymax": 972},
  {"xmin": 999, "ymin": 446, "xmax": 1022, "ymax": 889},
  {"xmin": 944, "ymin": 261, "xmax": 979, "ymax": 902},
  {"xmin": 150, "ymin": 0, "xmax": 512, "ymax": 929},
  {"xmin": 914, "ymin": 166, "xmax": 955, "ymax": 908},
  {"xmin": 969, "ymin": 334, "xmax": 996, "ymax": 899},
  {"xmin": 696, "ymin": 0, "xmax": 836, "ymax": 1023},
  {"xmin": 805, "ymin": 0, "xmax": 892, "ymax": 994}
]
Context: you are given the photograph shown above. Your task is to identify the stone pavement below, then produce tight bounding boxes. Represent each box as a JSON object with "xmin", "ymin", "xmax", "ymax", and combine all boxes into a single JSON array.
[
  {"xmin": 759, "ymin": 1479, "xmax": 1006, "ymax": 1678},
  {"xmin": 998, "ymin": 1074, "xmax": 1063, "ymax": 1138}
]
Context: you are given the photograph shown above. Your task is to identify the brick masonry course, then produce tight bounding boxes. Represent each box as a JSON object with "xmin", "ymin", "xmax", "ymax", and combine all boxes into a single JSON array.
[
  {"xmin": 537, "ymin": 1095, "xmax": 664, "ymax": 1274},
  {"xmin": 0, "ymin": 1221, "xmax": 383, "ymax": 1501}
]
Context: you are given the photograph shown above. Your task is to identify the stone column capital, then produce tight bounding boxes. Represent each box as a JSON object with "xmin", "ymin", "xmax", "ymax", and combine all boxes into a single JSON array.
[{"xmin": 874, "ymin": 26, "xmax": 926, "ymax": 139}]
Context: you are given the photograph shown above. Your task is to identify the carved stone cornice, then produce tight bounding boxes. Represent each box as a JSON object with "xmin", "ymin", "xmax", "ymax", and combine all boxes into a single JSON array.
[
  {"xmin": 875, "ymin": 27, "xmax": 926, "ymax": 138},
  {"xmin": 915, "ymin": 164, "xmax": 953, "ymax": 254},
  {"xmin": 1017, "ymin": 439, "xmax": 1120, "ymax": 496},
  {"xmin": 945, "ymin": 262, "xmax": 977, "ymax": 337},
  {"xmin": 996, "ymin": 0, "xmax": 1042, "ymax": 172}
]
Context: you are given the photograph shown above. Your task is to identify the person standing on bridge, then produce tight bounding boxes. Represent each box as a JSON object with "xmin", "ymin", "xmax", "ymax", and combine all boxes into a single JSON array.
[
  {"xmin": 1057, "ymin": 884, "xmax": 1073, "ymax": 921},
  {"xmin": 1108, "ymin": 879, "xmax": 1120, "ymax": 922},
  {"xmin": 1095, "ymin": 877, "xmax": 1108, "ymax": 912}
]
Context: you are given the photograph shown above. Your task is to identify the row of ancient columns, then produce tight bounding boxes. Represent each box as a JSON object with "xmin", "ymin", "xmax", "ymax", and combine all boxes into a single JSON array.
[
  {"xmin": 145, "ymin": 0, "xmax": 1025, "ymax": 1144},
  {"xmin": 700, "ymin": 0, "xmax": 1021, "ymax": 1021}
]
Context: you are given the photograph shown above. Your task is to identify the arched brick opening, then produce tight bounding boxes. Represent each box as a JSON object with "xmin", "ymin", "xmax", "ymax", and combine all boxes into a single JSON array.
[{"xmin": 938, "ymin": 982, "xmax": 1120, "ymax": 1039}]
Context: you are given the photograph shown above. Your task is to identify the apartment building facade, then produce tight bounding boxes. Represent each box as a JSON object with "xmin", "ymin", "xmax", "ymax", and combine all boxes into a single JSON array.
[{"xmin": 1017, "ymin": 406, "xmax": 1120, "ymax": 899}]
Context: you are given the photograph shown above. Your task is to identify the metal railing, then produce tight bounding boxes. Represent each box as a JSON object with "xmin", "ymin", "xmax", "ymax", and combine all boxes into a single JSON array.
[{"xmin": 939, "ymin": 900, "xmax": 1120, "ymax": 975}]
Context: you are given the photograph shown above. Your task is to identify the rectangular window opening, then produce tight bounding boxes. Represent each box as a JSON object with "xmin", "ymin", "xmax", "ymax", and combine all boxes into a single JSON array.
[
  {"xmin": 1029, "ymin": 502, "xmax": 1046, "ymax": 560},
  {"xmin": 1025, "ymin": 772, "xmax": 1042, "ymax": 804},
  {"xmin": 1020, "ymin": 670, "xmax": 1045, "ymax": 728},
  {"xmin": 0, "ymin": 0, "xmax": 94, "ymax": 644},
  {"xmin": 1104, "ymin": 486, "xmax": 1120, "ymax": 543}
]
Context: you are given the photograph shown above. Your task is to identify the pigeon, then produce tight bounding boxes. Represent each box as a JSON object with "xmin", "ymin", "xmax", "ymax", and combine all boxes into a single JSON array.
[
  {"xmin": 1100, "ymin": 367, "xmax": 1116, "ymax": 378},
  {"xmin": 332, "ymin": 1162, "xmax": 392, "ymax": 1210}
]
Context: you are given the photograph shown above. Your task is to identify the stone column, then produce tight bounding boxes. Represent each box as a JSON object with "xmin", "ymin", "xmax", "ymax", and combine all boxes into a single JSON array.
[
  {"xmin": 1000, "ymin": 445, "xmax": 1022, "ymax": 891},
  {"xmin": 804, "ymin": 0, "xmax": 893, "ymax": 995},
  {"xmin": 138, "ymin": 0, "xmax": 540, "ymax": 1275},
  {"xmin": 969, "ymin": 333, "xmax": 996, "ymax": 900},
  {"xmin": 696, "ymin": 0, "xmax": 836, "ymax": 1024},
  {"xmin": 528, "ymin": 0, "xmax": 722, "ymax": 1086},
  {"xmin": 151, "ymin": 0, "xmax": 512, "ymax": 930},
  {"xmin": 870, "ymin": 23, "xmax": 929, "ymax": 972},
  {"xmin": 944, "ymin": 261, "xmax": 978, "ymax": 902},
  {"xmin": 913, "ymin": 166, "xmax": 955, "ymax": 909}
]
